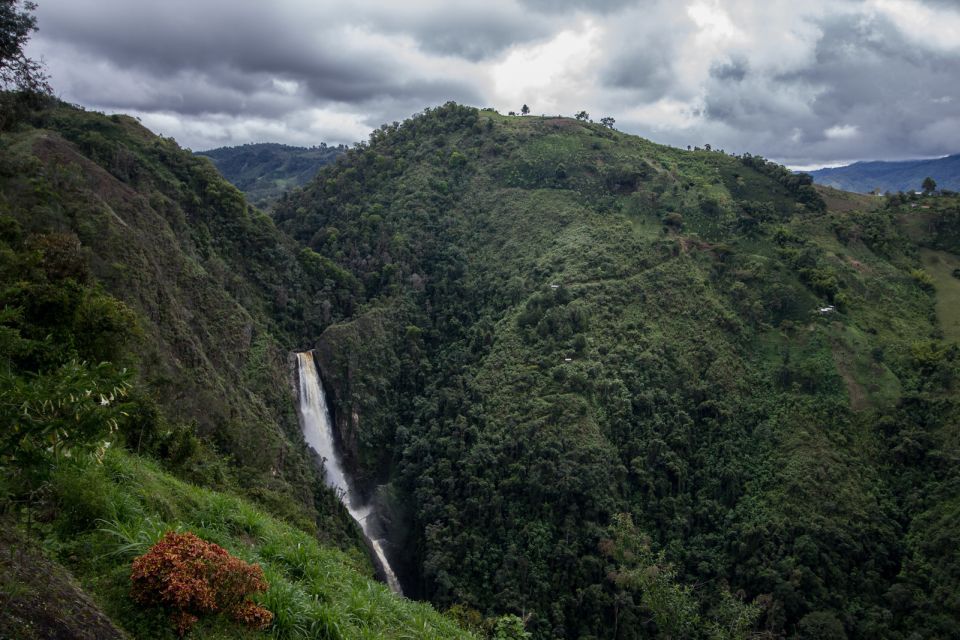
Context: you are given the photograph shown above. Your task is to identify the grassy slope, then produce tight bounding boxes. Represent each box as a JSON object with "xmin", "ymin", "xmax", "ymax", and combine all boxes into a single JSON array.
[
  {"xmin": 30, "ymin": 449, "xmax": 471, "ymax": 640},
  {"xmin": 0, "ymin": 527, "xmax": 127, "ymax": 639},
  {"xmin": 920, "ymin": 249, "xmax": 960, "ymax": 342},
  {"xmin": 275, "ymin": 106, "xmax": 959, "ymax": 638}
]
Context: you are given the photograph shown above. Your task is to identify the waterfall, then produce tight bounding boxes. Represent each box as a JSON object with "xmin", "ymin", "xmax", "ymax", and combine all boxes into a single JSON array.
[{"xmin": 296, "ymin": 351, "xmax": 403, "ymax": 594}]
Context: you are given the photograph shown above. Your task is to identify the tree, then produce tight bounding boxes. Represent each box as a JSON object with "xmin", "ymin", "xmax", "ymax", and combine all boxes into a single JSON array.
[
  {"xmin": 575, "ymin": 110, "xmax": 590, "ymax": 121},
  {"xmin": 600, "ymin": 116, "xmax": 615, "ymax": 128},
  {"xmin": 0, "ymin": 1, "xmax": 50, "ymax": 93},
  {"xmin": 0, "ymin": 360, "xmax": 132, "ymax": 464},
  {"xmin": 520, "ymin": 104, "xmax": 530, "ymax": 116},
  {"xmin": 663, "ymin": 212, "xmax": 684, "ymax": 230},
  {"xmin": 602, "ymin": 514, "xmax": 758, "ymax": 639},
  {"xmin": 491, "ymin": 615, "xmax": 531, "ymax": 640},
  {"xmin": 922, "ymin": 176, "xmax": 937, "ymax": 194}
]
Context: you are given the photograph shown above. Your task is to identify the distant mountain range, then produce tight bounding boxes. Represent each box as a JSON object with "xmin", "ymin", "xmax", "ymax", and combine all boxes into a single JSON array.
[
  {"xmin": 808, "ymin": 153, "xmax": 960, "ymax": 193},
  {"xmin": 197, "ymin": 142, "xmax": 345, "ymax": 208}
]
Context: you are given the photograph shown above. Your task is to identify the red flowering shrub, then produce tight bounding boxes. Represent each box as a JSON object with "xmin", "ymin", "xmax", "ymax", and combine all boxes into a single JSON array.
[
  {"xmin": 231, "ymin": 600, "xmax": 275, "ymax": 629},
  {"xmin": 130, "ymin": 531, "xmax": 273, "ymax": 636}
]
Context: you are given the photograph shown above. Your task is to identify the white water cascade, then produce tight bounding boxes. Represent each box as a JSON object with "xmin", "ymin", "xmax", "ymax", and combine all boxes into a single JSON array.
[{"xmin": 296, "ymin": 351, "xmax": 403, "ymax": 594}]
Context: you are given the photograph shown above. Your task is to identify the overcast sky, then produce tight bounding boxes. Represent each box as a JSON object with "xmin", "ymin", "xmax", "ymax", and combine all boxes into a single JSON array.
[{"xmin": 26, "ymin": 0, "xmax": 960, "ymax": 168}]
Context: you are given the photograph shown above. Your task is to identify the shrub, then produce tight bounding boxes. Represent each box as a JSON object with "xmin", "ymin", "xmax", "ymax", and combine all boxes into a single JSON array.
[
  {"xmin": 0, "ymin": 360, "xmax": 131, "ymax": 464},
  {"xmin": 130, "ymin": 531, "xmax": 272, "ymax": 636},
  {"xmin": 910, "ymin": 268, "xmax": 935, "ymax": 292},
  {"xmin": 662, "ymin": 212, "xmax": 684, "ymax": 229},
  {"xmin": 492, "ymin": 614, "xmax": 531, "ymax": 639}
]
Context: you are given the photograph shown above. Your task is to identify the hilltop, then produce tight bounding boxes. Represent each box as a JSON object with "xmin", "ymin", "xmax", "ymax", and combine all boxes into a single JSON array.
[
  {"xmin": 197, "ymin": 142, "xmax": 344, "ymax": 208},
  {"xmin": 809, "ymin": 153, "xmax": 960, "ymax": 193},
  {"xmin": 275, "ymin": 104, "xmax": 960, "ymax": 639}
]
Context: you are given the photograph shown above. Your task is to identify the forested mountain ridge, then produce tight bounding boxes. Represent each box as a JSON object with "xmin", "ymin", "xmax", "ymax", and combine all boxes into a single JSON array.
[
  {"xmin": 274, "ymin": 103, "xmax": 960, "ymax": 639},
  {"xmin": 197, "ymin": 142, "xmax": 345, "ymax": 209},
  {"xmin": 808, "ymin": 153, "xmax": 960, "ymax": 194}
]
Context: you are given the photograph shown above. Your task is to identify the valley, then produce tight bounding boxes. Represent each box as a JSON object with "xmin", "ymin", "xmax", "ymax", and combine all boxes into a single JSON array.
[
  {"xmin": 5, "ymin": 1, "xmax": 960, "ymax": 636},
  {"xmin": 1, "ymin": 97, "xmax": 958, "ymax": 639}
]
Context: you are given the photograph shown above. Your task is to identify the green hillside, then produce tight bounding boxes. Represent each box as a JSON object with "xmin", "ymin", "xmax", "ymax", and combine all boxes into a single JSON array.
[
  {"xmin": 197, "ymin": 143, "xmax": 345, "ymax": 209},
  {"xmin": 0, "ymin": 100, "xmax": 346, "ymax": 525},
  {"xmin": 0, "ymin": 97, "xmax": 472, "ymax": 639},
  {"xmin": 274, "ymin": 104, "xmax": 960, "ymax": 639}
]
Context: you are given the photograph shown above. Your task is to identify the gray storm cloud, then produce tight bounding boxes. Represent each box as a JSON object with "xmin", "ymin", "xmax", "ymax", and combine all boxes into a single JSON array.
[{"xmin": 26, "ymin": 0, "xmax": 960, "ymax": 166}]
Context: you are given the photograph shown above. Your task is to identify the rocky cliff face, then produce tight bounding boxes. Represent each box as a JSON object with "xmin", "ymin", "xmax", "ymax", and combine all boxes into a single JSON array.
[{"xmin": 314, "ymin": 306, "xmax": 409, "ymax": 488}]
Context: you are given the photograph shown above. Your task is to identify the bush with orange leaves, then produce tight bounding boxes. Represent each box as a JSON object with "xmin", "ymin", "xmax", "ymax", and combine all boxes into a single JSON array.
[{"xmin": 130, "ymin": 531, "xmax": 273, "ymax": 636}]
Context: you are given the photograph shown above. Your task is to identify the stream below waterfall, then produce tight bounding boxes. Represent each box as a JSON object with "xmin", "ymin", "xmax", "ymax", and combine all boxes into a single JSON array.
[{"xmin": 296, "ymin": 351, "xmax": 403, "ymax": 594}]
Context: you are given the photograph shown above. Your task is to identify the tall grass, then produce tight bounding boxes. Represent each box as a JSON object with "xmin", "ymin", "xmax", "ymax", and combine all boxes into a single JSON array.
[{"xmin": 42, "ymin": 449, "xmax": 474, "ymax": 639}]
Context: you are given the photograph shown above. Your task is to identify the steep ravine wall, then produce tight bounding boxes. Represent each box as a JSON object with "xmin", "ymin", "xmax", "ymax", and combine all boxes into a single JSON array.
[
  {"xmin": 312, "ymin": 306, "xmax": 408, "ymax": 486},
  {"xmin": 14, "ymin": 111, "xmax": 327, "ymax": 523},
  {"xmin": 309, "ymin": 305, "xmax": 422, "ymax": 595},
  {"xmin": 295, "ymin": 351, "xmax": 404, "ymax": 594}
]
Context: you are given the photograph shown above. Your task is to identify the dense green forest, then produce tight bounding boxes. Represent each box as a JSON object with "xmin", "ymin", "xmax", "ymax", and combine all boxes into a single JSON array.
[
  {"xmin": 2, "ymin": 92, "xmax": 959, "ymax": 639},
  {"xmin": 273, "ymin": 104, "xmax": 960, "ymax": 639},
  {"xmin": 197, "ymin": 143, "xmax": 345, "ymax": 209}
]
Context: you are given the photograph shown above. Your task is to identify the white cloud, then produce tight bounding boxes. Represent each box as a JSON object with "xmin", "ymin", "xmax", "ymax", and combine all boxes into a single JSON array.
[
  {"xmin": 490, "ymin": 19, "xmax": 601, "ymax": 113},
  {"xmin": 24, "ymin": 0, "xmax": 960, "ymax": 165},
  {"xmin": 868, "ymin": 0, "xmax": 960, "ymax": 52},
  {"xmin": 825, "ymin": 124, "xmax": 859, "ymax": 139},
  {"xmin": 134, "ymin": 107, "xmax": 374, "ymax": 151},
  {"xmin": 687, "ymin": 1, "xmax": 743, "ymax": 42},
  {"xmin": 621, "ymin": 99, "xmax": 702, "ymax": 131}
]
